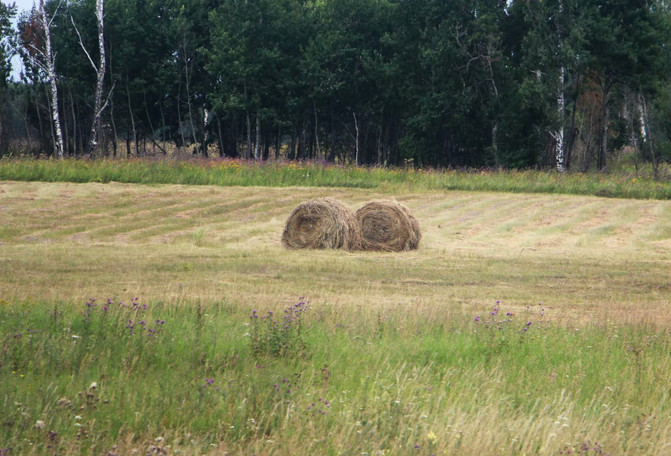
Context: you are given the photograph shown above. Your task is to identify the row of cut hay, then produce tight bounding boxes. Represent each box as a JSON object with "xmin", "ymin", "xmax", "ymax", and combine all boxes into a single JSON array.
[{"xmin": 281, "ymin": 198, "xmax": 421, "ymax": 252}]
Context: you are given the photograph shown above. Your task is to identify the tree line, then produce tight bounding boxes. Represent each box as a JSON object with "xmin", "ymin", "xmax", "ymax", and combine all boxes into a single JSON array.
[{"xmin": 0, "ymin": 0, "xmax": 670, "ymax": 172}]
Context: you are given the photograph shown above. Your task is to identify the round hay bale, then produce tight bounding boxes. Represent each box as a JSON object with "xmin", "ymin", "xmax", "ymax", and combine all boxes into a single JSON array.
[
  {"xmin": 355, "ymin": 200, "xmax": 421, "ymax": 251},
  {"xmin": 281, "ymin": 198, "xmax": 362, "ymax": 250}
]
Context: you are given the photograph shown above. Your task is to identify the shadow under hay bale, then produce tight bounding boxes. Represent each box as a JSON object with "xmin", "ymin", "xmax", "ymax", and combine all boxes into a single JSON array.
[
  {"xmin": 281, "ymin": 198, "xmax": 362, "ymax": 250},
  {"xmin": 355, "ymin": 200, "xmax": 421, "ymax": 252}
]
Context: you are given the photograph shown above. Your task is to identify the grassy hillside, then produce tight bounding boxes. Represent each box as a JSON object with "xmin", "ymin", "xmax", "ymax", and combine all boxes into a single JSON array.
[{"xmin": 1, "ymin": 180, "xmax": 671, "ymax": 455}]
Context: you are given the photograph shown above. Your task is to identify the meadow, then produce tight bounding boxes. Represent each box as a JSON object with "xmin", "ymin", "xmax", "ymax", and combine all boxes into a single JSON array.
[{"xmin": 1, "ymin": 161, "xmax": 671, "ymax": 455}]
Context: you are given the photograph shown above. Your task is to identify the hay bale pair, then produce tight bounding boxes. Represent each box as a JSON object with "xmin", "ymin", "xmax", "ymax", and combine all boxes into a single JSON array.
[{"xmin": 281, "ymin": 198, "xmax": 421, "ymax": 252}]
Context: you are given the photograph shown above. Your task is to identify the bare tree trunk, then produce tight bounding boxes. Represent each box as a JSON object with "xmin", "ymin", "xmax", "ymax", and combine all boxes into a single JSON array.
[
  {"xmin": 638, "ymin": 92, "xmax": 658, "ymax": 179},
  {"xmin": 486, "ymin": 52, "xmax": 500, "ymax": 167},
  {"xmin": 246, "ymin": 111, "xmax": 252, "ymax": 160},
  {"xmin": 353, "ymin": 111, "xmax": 359, "ymax": 166},
  {"xmin": 638, "ymin": 94, "xmax": 648, "ymax": 142},
  {"xmin": 72, "ymin": 0, "xmax": 106, "ymax": 156},
  {"xmin": 566, "ymin": 73, "xmax": 581, "ymax": 170},
  {"xmin": 185, "ymin": 68, "xmax": 198, "ymax": 148},
  {"xmin": 35, "ymin": 92, "xmax": 45, "ymax": 152},
  {"xmin": 143, "ymin": 90, "xmax": 157, "ymax": 152},
  {"xmin": 110, "ymin": 94, "xmax": 118, "ymax": 157},
  {"xmin": 491, "ymin": 123, "xmax": 498, "ymax": 166},
  {"xmin": 314, "ymin": 102, "xmax": 321, "ymax": 160},
  {"xmin": 301, "ymin": 121, "xmax": 307, "ymax": 159},
  {"xmin": 23, "ymin": 100, "xmax": 33, "ymax": 150},
  {"xmin": 201, "ymin": 108, "xmax": 210, "ymax": 157},
  {"xmin": 179, "ymin": 38, "xmax": 198, "ymax": 150},
  {"xmin": 553, "ymin": 0, "xmax": 566, "ymax": 172},
  {"xmin": 254, "ymin": 109, "xmax": 260, "ymax": 160},
  {"xmin": 176, "ymin": 77, "xmax": 185, "ymax": 150},
  {"xmin": 216, "ymin": 114, "xmax": 224, "ymax": 157},
  {"xmin": 68, "ymin": 88, "xmax": 77, "ymax": 156},
  {"xmin": 598, "ymin": 88, "xmax": 610, "ymax": 171},
  {"xmin": 158, "ymin": 100, "xmax": 167, "ymax": 151},
  {"xmin": 554, "ymin": 66, "xmax": 566, "ymax": 172},
  {"xmin": 37, "ymin": 0, "xmax": 65, "ymax": 158},
  {"xmin": 126, "ymin": 82, "xmax": 137, "ymax": 156}
]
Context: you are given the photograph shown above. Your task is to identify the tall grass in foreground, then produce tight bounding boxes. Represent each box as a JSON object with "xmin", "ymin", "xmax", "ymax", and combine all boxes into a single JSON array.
[
  {"xmin": 1, "ymin": 157, "xmax": 671, "ymax": 199},
  {"xmin": 2, "ymin": 298, "xmax": 669, "ymax": 455}
]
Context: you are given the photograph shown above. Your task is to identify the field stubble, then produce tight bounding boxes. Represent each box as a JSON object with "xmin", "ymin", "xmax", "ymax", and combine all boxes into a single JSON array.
[
  {"xmin": 1, "ymin": 181, "xmax": 671, "ymax": 455},
  {"xmin": 1, "ymin": 181, "xmax": 669, "ymax": 326}
]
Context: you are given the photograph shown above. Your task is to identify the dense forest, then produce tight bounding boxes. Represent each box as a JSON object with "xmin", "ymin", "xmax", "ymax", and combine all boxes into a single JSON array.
[{"xmin": 0, "ymin": 0, "xmax": 670, "ymax": 171}]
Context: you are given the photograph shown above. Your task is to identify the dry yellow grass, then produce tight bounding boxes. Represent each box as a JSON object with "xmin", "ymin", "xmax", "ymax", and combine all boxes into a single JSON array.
[{"xmin": 1, "ymin": 180, "xmax": 670, "ymax": 327}]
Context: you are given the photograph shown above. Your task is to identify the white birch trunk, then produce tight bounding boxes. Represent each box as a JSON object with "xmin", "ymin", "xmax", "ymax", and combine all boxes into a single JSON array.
[
  {"xmin": 638, "ymin": 94, "xmax": 648, "ymax": 142},
  {"xmin": 554, "ymin": 0, "xmax": 566, "ymax": 172},
  {"xmin": 202, "ymin": 108, "xmax": 209, "ymax": 156},
  {"xmin": 38, "ymin": 0, "xmax": 64, "ymax": 158},
  {"xmin": 638, "ymin": 92, "xmax": 658, "ymax": 177},
  {"xmin": 555, "ymin": 66, "xmax": 566, "ymax": 172},
  {"xmin": 88, "ymin": 0, "xmax": 106, "ymax": 155},
  {"xmin": 73, "ymin": 0, "xmax": 107, "ymax": 155}
]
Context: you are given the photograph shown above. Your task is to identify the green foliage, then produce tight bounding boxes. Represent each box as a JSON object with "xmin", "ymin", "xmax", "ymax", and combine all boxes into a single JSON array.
[
  {"xmin": 0, "ymin": 1, "xmax": 15, "ymax": 89},
  {"xmin": 2, "ymin": 0, "xmax": 671, "ymax": 169}
]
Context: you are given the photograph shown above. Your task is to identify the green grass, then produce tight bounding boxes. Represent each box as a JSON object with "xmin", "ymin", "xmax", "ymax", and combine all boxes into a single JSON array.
[
  {"xmin": 1, "ymin": 180, "xmax": 671, "ymax": 454},
  {"xmin": 1, "ymin": 157, "xmax": 671, "ymax": 199},
  {"xmin": 3, "ymin": 298, "xmax": 670, "ymax": 455}
]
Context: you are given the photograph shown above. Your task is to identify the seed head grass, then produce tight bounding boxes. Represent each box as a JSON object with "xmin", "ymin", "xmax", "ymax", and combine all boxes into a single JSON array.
[{"xmin": 2, "ymin": 298, "xmax": 671, "ymax": 454}]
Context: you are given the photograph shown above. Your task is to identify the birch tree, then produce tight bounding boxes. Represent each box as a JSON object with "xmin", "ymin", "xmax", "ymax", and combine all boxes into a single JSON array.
[
  {"xmin": 553, "ymin": 0, "xmax": 566, "ymax": 172},
  {"xmin": 0, "ymin": 1, "xmax": 16, "ymax": 155},
  {"xmin": 71, "ymin": 0, "xmax": 107, "ymax": 156},
  {"xmin": 35, "ymin": 0, "xmax": 65, "ymax": 158}
]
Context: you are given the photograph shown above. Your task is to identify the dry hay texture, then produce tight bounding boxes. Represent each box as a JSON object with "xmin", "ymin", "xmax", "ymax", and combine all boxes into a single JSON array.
[
  {"xmin": 281, "ymin": 198, "xmax": 363, "ymax": 250},
  {"xmin": 355, "ymin": 200, "xmax": 421, "ymax": 251}
]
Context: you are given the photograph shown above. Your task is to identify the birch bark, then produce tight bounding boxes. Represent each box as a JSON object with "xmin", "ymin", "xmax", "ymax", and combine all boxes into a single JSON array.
[
  {"xmin": 37, "ymin": 0, "xmax": 64, "ymax": 158},
  {"xmin": 555, "ymin": 66, "xmax": 566, "ymax": 172},
  {"xmin": 72, "ymin": 0, "xmax": 107, "ymax": 155},
  {"xmin": 88, "ymin": 0, "xmax": 106, "ymax": 155},
  {"xmin": 553, "ymin": 0, "xmax": 566, "ymax": 172}
]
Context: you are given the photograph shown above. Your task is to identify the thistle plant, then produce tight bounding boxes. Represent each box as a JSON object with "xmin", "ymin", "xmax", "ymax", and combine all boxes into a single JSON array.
[
  {"xmin": 473, "ymin": 301, "xmax": 546, "ymax": 351},
  {"xmin": 249, "ymin": 298, "xmax": 310, "ymax": 358}
]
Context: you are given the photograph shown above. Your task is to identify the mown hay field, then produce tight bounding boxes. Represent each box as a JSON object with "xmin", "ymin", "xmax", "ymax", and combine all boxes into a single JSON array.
[
  {"xmin": 1, "ymin": 180, "xmax": 671, "ymax": 455},
  {"xmin": 1, "ymin": 181, "xmax": 669, "ymax": 324}
]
